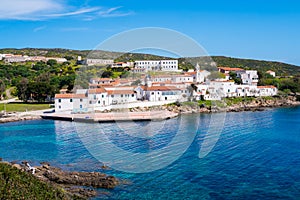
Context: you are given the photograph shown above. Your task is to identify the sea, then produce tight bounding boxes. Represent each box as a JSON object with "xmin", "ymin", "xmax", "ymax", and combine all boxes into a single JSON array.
[{"xmin": 1, "ymin": 106, "xmax": 300, "ymax": 199}]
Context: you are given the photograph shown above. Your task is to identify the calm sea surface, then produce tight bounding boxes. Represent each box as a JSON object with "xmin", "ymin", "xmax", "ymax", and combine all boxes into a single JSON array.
[{"xmin": 1, "ymin": 106, "xmax": 300, "ymax": 199}]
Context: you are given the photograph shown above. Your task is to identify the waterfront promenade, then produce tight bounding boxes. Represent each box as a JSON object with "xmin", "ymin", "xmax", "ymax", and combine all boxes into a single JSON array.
[{"xmin": 41, "ymin": 110, "xmax": 178, "ymax": 122}]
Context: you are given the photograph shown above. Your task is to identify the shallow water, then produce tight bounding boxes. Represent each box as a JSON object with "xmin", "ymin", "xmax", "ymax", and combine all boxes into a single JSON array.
[{"xmin": 1, "ymin": 106, "xmax": 300, "ymax": 199}]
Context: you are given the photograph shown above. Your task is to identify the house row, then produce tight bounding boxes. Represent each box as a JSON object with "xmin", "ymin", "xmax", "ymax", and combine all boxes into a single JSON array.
[
  {"xmin": 218, "ymin": 67, "xmax": 259, "ymax": 86},
  {"xmin": 0, "ymin": 53, "xmax": 67, "ymax": 63},
  {"xmin": 193, "ymin": 80, "xmax": 278, "ymax": 100},
  {"xmin": 54, "ymin": 63, "xmax": 278, "ymax": 112},
  {"xmin": 55, "ymin": 83, "xmax": 186, "ymax": 112}
]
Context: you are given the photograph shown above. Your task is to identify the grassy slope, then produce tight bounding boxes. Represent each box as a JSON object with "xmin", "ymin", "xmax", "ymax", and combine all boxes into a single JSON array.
[
  {"xmin": 0, "ymin": 103, "xmax": 50, "ymax": 112},
  {"xmin": 0, "ymin": 163, "xmax": 76, "ymax": 200}
]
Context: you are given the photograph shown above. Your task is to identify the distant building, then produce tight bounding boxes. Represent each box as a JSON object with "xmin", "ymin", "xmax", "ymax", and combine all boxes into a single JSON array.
[
  {"xmin": 5, "ymin": 56, "xmax": 26, "ymax": 63},
  {"xmin": 133, "ymin": 60, "xmax": 179, "ymax": 72},
  {"xmin": 85, "ymin": 59, "xmax": 114, "ymax": 66},
  {"xmin": 46, "ymin": 57, "xmax": 67, "ymax": 63},
  {"xmin": 266, "ymin": 70, "xmax": 276, "ymax": 77},
  {"xmin": 111, "ymin": 62, "xmax": 134, "ymax": 68},
  {"xmin": 218, "ymin": 67, "xmax": 244, "ymax": 74}
]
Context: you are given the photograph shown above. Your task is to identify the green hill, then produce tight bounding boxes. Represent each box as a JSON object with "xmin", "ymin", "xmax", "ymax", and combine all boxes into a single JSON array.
[
  {"xmin": 1, "ymin": 48, "xmax": 299, "ymax": 76},
  {"xmin": 211, "ymin": 56, "xmax": 300, "ymax": 76}
]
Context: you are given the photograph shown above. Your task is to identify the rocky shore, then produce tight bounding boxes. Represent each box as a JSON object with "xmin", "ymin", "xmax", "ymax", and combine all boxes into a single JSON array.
[
  {"xmin": 128, "ymin": 95, "xmax": 300, "ymax": 114},
  {"xmin": 0, "ymin": 114, "xmax": 41, "ymax": 123},
  {"xmin": 0, "ymin": 159, "xmax": 119, "ymax": 199}
]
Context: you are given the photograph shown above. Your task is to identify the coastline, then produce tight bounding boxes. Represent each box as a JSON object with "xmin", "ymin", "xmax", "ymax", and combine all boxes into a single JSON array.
[
  {"xmin": 1, "ymin": 96, "xmax": 299, "ymax": 124},
  {"xmin": 129, "ymin": 95, "xmax": 300, "ymax": 114},
  {"xmin": 0, "ymin": 159, "xmax": 119, "ymax": 199}
]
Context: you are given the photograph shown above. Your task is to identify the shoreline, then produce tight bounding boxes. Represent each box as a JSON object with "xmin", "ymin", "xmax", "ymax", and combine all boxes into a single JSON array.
[
  {"xmin": 1, "ymin": 96, "xmax": 299, "ymax": 124},
  {"xmin": 0, "ymin": 159, "xmax": 119, "ymax": 199}
]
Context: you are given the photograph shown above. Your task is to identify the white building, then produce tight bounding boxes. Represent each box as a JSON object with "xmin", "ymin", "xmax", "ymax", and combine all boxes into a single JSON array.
[
  {"xmin": 266, "ymin": 70, "xmax": 276, "ymax": 77},
  {"xmin": 55, "ymin": 93, "xmax": 88, "ymax": 112},
  {"xmin": 104, "ymin": 86, "xmax": 137, "ymax": 105},
  {"xmin": 257, "ymin": 86, "xmax": 278, "ymax": 96},
  {"xmin": 236, "ymin": 70, "xmax": 259, "ymax": 86},
  {"xmin": 5, "ymin": 56, "xmax": 26, "ymax": 63},
  {"xmin": 171, "ymin": 75, "xmax": 194, "ymax": 83},
  {"xmin": 85, "ymin": 59, "xmax": 114, "ymax": 66},
  {"xmin": 111, "ymin": 62, "xmax": 134, "ymax": 68},
  {"xmin": 46, "ymin": 57, "xmax": 67, "ymax": 63},
  {"xmin": 144, "ymin": 86, "xmax": 181, "ymax": 101},
  {"xmin": 88, "ymin": 88, "xmax": 108, "ymax": 107},
  {"xmin": 134, "ymin": 60, "xmax": 179, "ymax": 72}
]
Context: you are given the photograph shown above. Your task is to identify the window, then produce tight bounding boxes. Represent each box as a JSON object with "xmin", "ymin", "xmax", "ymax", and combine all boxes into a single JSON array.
[
  {"xmin": 132, "ymin": 94, "xmax": 134, "ymax": 97},
  {"xmin": 94, "ymin": 95, "xmax": 96, "ymax": 100},
  {"xmin": 151, "ymin": 92, "xmax": 154, "ymax": 95},
  {"xmin": 121, "ymin": 94, "xmax": 123, "ymax": 97},
  {"xmin": 59, "ymin": 105, "xmax": 61, "ymax": 109},
  {"xmin": 58, "ymin": 99, "xmax": 61, "ymax": 103},
  {"xmin": 102, "ymin": 94, "xmax": 104, "ymax": 98},
  {"xmin": 111, "ymin": 95, "xmax": 114, "ymax": 98},
  {"xmin": 89, "ymin": 101, "xmax": 92, "ymax": 104},
  {"xmin": 70, "ymin": 99, "xmax": 73, "ymax": 102},
  {"xmin": 98, "ymin": 101, "xmax": 100, "ymax": 104},
  {"xmin": 80, "ymin": 99, "xmax": 83, "ymax": 102}
]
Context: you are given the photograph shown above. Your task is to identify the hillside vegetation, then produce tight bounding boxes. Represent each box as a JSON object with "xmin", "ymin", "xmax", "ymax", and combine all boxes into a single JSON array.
[
  {"xmin": 0, "ymin": 163, "xmax": 77, "ymax": 200},
  {"xmin": 1, "ymin": 48, "xmax": 299, "ymax": 102}
]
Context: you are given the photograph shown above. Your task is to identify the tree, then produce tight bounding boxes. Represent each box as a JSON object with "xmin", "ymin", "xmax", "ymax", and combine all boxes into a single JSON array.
[
  {"xmin": 16, "ymin": 78, "xmax": 30, "ymax": 102},
  {"xmin": 47, "ymin": 59, "xmax": 58, "ymax": 67},
  {"xmin": 229, "ymin": 72, "xmax": 242, "ymax": 84},
  {"xmin": 0, "ymin": 79, "xmax": 5, "ymax": 100}
]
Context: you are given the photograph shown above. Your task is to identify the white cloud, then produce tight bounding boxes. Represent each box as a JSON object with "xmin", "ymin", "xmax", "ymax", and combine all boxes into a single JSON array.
[
  {"xmin": 33, "ymin": 26, "xmax": 47, "ymax": 32},
  {"xmin": 44, "ymin": 7, "xmax": 100, "ymax": 17},
  {"xmin": 0, "ymin": 0, "xmax": 133, "ymax": 20},
  {"xmin": 0, "ymin": 0, "xmax": 63, "ymax": 20},
  {"xmin": 98, "ymin": 6, "xmax": 134, "ymax": 18}
]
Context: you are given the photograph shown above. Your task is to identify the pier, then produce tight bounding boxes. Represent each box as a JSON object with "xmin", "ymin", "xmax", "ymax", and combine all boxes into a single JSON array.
[{"xmin": 41, "ymin": 111, "xmax": 178, "ymax": 123}]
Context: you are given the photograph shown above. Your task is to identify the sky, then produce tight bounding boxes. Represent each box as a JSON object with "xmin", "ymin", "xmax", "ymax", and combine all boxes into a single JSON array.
[{"xmin": 0, "ymin": 0, "xmax": 300, "ymax": 65}]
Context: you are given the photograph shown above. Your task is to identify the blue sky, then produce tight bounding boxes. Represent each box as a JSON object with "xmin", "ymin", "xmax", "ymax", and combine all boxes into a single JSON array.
[{"xmin": 0, "ymin": 0, "xmax": 300, "ymax": 65}]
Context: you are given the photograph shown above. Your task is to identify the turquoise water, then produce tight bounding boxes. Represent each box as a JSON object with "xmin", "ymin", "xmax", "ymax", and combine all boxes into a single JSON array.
[{"xmin": 1, "ymin": 106, "xmax": 300, "ymax": 199}]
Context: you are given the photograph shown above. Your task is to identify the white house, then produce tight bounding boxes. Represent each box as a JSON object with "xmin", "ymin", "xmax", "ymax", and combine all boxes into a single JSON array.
[
  {"xmin": 236, "ymin": 70, "xmax": 259, "ymax": 86},
  {"xmin": 88, "ymin": 88, "xmax": 108, "ymax": 107},
  {"xmin": 85, "ymin": 59, "xmax": 114, "ymax": 66},
  {"xmin": 134, "ymin": 60, "xmax": 179, "ymax": 72},
  {"xmin": 257, "ymin": 86, "xmax": 278, "ymax": 96},
  {"xmin": 111, "ymin": 62, "xmax": 134, "ymax": 68},
  {"xmin": 266, "ymin": 70, "xmax": 276, "ymax": 77},
  {"xmin": 103, "ymin": 86, "xmax": 137, "ymax": 105},
  {"xmin": 171, "ymin": 74, "xmax": 194, "ymax": 83},
  {"xmin": 5, "ymin": 56, "xmax": 26, "ymax": 63},
  {"xmin": 144, "ymin": 86, "xmax": 181, "ymax": 101},
  {"xmin": 55, "ymin": 93, "xmax": 88, "ymax": 112}
]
